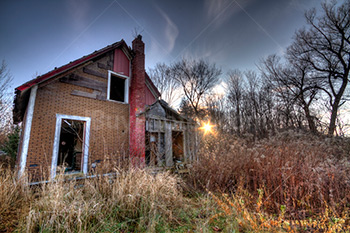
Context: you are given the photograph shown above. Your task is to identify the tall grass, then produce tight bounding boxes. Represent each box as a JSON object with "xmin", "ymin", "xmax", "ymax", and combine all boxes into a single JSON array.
[
  {"xmin": 1, "ymin": 131, "xmax": 350, "ymax": 232},
  {"xmin": 0, "ymin": 166, "xmax": 189, "ymax": 232},
  {"xmin": 190, "ymin": 131, "xmax": 350, "ymax": 230},
  {"xmin": 0, "ymin": 166, "xmax": 32, "ymax": 232}
]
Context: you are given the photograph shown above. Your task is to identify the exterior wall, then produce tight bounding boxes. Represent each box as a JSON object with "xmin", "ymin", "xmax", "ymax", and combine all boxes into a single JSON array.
[
  {"xmin": 145, "ymin": 84, "xmax": 156, "ymax": 105},
  {"xmin": 114, "ymin": 49, "xmax": 130, "ymax": 76},
  {"xmin": 25, "ymin": 54, "xmax": 129, "ymax": 179}
]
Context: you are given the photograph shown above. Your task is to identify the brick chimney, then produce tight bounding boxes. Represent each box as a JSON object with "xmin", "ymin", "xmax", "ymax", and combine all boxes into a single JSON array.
[{"xmin": 129, "ymin": 35, "xmax": 146, "ymax": 165}]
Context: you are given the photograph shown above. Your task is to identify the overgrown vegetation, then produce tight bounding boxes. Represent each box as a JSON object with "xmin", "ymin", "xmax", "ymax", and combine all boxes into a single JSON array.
[
  {"xmin": 190, "ymin": 131, "xmax": 350, "ymax": 231},
  {"xmin": 0, "ymin": 126, "xmax": 20, "ymax": 167},
  {"xmin": 0, "ymin": 131, "xmax": 349, "ymax": 232}
]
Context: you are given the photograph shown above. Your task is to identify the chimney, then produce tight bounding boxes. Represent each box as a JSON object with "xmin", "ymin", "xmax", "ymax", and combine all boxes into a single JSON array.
[{"xmin": 129, "ymin": 35, "xmax": 146, "ymax": 165}]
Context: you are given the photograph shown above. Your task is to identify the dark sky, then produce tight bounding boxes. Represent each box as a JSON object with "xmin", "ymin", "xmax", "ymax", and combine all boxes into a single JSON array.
[{"xmin": 0, "ymin": 0, "xmax": 324, "ymax": 89}]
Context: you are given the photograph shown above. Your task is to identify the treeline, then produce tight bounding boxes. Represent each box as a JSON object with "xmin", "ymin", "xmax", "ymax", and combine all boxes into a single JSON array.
[{"xmin": 149, "ymin": 1, "xmax": 350, "ymax": 137}]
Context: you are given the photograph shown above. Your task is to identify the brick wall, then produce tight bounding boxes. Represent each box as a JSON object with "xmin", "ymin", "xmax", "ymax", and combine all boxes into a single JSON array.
[
  {"xmin": 25, "ymin": 53, "xmax": 129, "ymax": 179},
  {"xmin": 129, "ymin": 35, "xmax": 146, "ymax": 165}
]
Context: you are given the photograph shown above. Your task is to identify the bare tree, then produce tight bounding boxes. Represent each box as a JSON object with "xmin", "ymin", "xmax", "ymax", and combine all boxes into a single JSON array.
[
  {"xmin": 0, "ymin": 60, "xmax": 13, "ymax": 139},
  {"xmin": 205, "ymin": 94, "xmax": 228, "ymax": 133},
  {"xmin": 288, "ymin": 0, "xmax": 350, "ymax": 135},
  {"xmin": 261, "ymin": 55, "xmax": 319, "ymax": 133},
  {"xmin": 148, "ymin": 63, "xmax": 180, "ymax": 106},
  {"xmin": 227, "ymin": 69, "xmax": 244, "ymax": 135},
  {"xmin": 172, "ymin": 59, "xmax": 221, "ymax": 117}
]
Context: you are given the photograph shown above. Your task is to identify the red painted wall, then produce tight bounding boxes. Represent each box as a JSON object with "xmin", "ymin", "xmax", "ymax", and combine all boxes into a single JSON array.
[
  {"xmin": 113, "ymin": 49, "xmax": 130, "ymax": 76},
  {"xmin": 145, "ymin": 84, "xmax": 156, "ymax": 105}
]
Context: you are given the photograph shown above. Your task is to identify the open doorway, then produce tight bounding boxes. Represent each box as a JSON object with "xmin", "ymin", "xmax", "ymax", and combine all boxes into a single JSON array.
[
  {"xmin": 57, "ymin": 119, "xmax": 84, "ymax": 173},
  {"xmin": 172, "ymin": 131, "xmax": 184, "ymax": 163},
  {"xmin": 145, "ymin": 132, "xmax": 165, "ymax": 166},
  {"xmin": 52, "ymin": 114, "xmax": 91, "ymax": 179}
]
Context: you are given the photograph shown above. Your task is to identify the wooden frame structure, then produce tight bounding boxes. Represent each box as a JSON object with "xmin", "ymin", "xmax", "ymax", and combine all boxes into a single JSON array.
[{"xmin": 144, "ymin": 100, "xmax": 197, "ymax": 168}]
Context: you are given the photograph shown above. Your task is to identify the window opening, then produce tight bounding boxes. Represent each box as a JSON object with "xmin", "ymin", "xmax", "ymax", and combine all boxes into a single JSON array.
[{"xmin": 108, "ymin": 71, "xmax": 129, "ymax": 103}]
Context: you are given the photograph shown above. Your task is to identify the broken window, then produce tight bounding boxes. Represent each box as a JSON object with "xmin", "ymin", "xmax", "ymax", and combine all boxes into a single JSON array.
[
  {"xmin": 108, "ymin": 71, "xmax": 129, "ymax": 103},
  {"xmin": 57, "ymin": 119, "xmax": 84, "ymax": 173}
]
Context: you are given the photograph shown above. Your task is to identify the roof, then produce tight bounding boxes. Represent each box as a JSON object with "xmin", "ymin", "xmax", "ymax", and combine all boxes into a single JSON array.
[
  {"xmin": 144, "ymin": 99, "xmax": 189, "ymax": 122},
  {"xmin": 16, "ymin": 40, "xmax": 131, "ymax": 92}
]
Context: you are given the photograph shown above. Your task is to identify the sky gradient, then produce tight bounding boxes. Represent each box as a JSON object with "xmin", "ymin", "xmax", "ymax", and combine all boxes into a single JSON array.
[{"xmin": 0, "ymin": 0, "xmax": 324, "ymax": 90}]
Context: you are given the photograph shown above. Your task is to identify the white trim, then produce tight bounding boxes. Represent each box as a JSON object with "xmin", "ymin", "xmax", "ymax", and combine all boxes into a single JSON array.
[
  {"xmin": 51, "ymin": 114, "xmax": 91, "ymax": 179},
  {"xmin": 18, "ymin": 85, "xmax": 38, "ymax": 178},
  {"xmin": 107, "ymin": 70, "xmax": 129, "ymax": 104}
]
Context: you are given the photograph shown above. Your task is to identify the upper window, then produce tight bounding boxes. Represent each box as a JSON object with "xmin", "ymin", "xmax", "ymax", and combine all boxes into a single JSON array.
[{"xmin": 107, "ymin": 71, "xmax": 129, "ymax": 103}]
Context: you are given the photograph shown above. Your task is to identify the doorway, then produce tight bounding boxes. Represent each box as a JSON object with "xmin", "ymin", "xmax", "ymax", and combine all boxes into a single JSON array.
[
  {"xmin": 57, "ymin": 119, "xmax": 84, "ymax": 173},
  {"xmin": 51, "ymin": 114, "xmax": 91, "ymax": 179},
  {"xmin": 172, "ymin": 131, "xmax": 184, "ymax": 163}
]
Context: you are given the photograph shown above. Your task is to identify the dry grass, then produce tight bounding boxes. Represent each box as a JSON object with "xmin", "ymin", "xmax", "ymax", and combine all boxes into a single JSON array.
[
  {"xmin": 0, "ymin": 166, "xmax": 190, "ymax": 232},
  {"xmin": 1, "ymin": 131, "xmax": 350, "ymax": 232},
  {"xmin": 0, "ymin": 165, "xmax": 32, "ymax": 232},
  {"xmin": 189, "ymin": 130, "xmax": 350, "ymax": 231}
]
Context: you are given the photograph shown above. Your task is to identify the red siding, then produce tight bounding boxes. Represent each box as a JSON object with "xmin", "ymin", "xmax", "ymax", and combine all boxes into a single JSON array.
[
  {"xmin": 145, "ymin": 84, "xmax": 156, "ymax": 105},
  {"xmin": 113, "ymin": 49, "xmax": 130, "ymax": 76}
]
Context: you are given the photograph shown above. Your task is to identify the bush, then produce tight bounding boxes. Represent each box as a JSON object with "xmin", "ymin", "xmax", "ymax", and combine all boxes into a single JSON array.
[{"xmin": 0, "ymin": 126, "xmax": 20, "ymax": 166}]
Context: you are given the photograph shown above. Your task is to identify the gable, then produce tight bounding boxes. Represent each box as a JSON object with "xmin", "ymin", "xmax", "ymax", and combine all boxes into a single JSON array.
[
  {"xmin": 114, "ymin": 49, "xmax": 130, "ymax": 76},
  {"xmin": 13, "ymin": 43, "xmax": 132, "ymax": 124}
]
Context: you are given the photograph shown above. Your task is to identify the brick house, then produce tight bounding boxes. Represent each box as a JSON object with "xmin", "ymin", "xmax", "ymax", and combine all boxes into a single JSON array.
[{"xmin": 13, "ymin": 35, "xmax": 197, "ymax": 180}]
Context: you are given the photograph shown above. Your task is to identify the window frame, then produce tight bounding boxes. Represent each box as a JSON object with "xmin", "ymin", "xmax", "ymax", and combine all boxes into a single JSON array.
[
  {"xmin": 51, "ymin": 114, "xmax": 91, "ymax": 179},
  {"xmin": 107, "ymin": 70, "xmax": 129, "ymax": 104}
]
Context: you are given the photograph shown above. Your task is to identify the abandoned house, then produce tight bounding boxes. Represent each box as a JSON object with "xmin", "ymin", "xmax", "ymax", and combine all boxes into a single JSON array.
[{"xmin": 13, "ymin": 35, "xmax": 197, "ymax": 180}]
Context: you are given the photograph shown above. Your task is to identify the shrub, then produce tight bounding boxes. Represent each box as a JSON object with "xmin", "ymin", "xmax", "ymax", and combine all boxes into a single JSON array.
[{"xmin": 0, "ymin": 126, "xmax": 20, "ymax": 167}]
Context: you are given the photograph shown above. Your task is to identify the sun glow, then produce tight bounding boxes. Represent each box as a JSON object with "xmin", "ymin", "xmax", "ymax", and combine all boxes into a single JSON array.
[{"xmin": 199, "ymin": 120, "xmax": 215, "ymax": 135}]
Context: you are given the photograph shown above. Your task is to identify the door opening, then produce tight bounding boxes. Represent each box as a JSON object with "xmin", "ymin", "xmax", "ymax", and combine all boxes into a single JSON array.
[
  {"xmin": 172, "ymin": 131, "xmax": 184, "ymax": 163},
  {"xmin": 57, "ymin": 119, "xmax": 84, "ymax": 173}
]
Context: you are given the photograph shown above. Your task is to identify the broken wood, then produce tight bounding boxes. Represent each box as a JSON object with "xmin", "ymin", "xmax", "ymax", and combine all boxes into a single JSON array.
[
  {"xmin": 71, "ymin": 90, "xmax": 106, "ymax": 100},
  {"xmin": 83, "ymin": 67, "xmax": 107, "ymax": 79},
  {"xmin": 97, "ymin": 62, "xmax": 111, "ymax": 70},
  {"xmin": 60, "ymin": 74, "xmax": 106, "ymax": 92},
  {"xmin": 165, "ymin": 121, "xmax": 173, "ymax": 167}
]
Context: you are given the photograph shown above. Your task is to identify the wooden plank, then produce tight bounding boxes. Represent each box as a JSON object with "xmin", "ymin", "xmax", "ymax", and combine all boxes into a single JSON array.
[
  {"xmin": 165, "ymin": 121, "xmax": 173, "ymax": 167},
  {"xmin": 97, "ymin": 62, "xmax": 111, "ymax": 70},
  {"xmin": 83, "ymin": 67, "xmax": 107, "ymax": 79},
  {"xmin": 60, "ymin": 74, "xmax": 106, "ymax": 92},
  {"xmin": 183, "ymin": 125, "xmax": 188, "ymax": 163},
  {"xmin": 157, "ymin": 132, "xmax": 162, "ymax": 166},
  {"xmin": 71, "ymin": 90, "xmax": 106, "ymax": 100}
]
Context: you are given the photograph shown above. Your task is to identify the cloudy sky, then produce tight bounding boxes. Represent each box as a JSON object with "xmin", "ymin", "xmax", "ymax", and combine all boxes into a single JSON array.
[{"xmin": 0, "ymin": 0, "xmax": 324, "ymax": 89}]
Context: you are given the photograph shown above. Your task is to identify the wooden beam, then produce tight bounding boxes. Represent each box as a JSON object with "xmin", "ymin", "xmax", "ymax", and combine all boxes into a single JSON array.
[
  {"xmin": 165, "ymin": 121, "xmax": 173, "ymax": 167},
  {"xmin": 97, "ymin": 62, "xmax": 111, "ymax": 70},
  {"xmin": 60, "ymin": 74, "xmax": 106, "ymax": 92},
  {"xmin": 83, "ymin": 67, "xmax": 107, "ymax": 79},
  {"xmin": 71, "ymin": 90, "xmax": 106, "ymax": 100}
]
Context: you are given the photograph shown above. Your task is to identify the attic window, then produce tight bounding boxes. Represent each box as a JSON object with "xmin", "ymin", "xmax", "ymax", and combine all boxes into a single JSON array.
[{"xmin": 107, "ymin": 71, "xmax": 129, "ymax": 103}]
